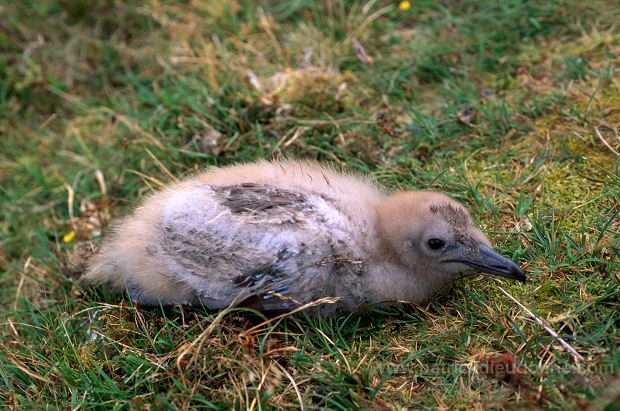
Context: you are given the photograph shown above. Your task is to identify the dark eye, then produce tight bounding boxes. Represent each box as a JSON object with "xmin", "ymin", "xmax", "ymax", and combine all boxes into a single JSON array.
[{"xmin": 427, "ymin": 238, "xmax": 445, "ymax": 250}]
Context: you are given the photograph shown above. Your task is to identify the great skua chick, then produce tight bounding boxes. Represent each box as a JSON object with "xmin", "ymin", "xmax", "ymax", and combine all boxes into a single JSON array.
[{"xmin": 83, "ymin": 160, "xmax": 525, "ymax": 316}]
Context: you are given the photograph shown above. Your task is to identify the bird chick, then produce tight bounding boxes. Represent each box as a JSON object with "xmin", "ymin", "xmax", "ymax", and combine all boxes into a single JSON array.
[{"xmin": 83, "ymin": 160, "xmax": 525, "ymax": 316}]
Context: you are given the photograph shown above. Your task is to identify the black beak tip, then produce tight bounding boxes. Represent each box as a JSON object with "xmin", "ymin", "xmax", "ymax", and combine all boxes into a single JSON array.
[
  {"xmin": 473, "ymin": 244, "xmax": 527, "ymax": 284},
  {"xmin": 503, "ymin": 261, "xmax": 526, "ymax": 283},
  {"xmin": 508, "ymin": 261, "xmax": 526, "ymax": 283},
  {"xmin": 507, "ymin": 262, "xmax": 526, "ymax": 283}
]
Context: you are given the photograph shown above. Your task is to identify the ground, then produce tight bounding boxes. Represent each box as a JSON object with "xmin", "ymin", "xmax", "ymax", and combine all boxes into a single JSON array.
[{"xmin": 0, "ymin": 1, "xmax": 619, "ymax": 409}]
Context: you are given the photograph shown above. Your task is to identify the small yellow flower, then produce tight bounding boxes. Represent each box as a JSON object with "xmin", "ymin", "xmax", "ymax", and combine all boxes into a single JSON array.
[
  {"xmin": 63, "ymin": 231, "xmax": 76, "ymax": 243},
  {"xmin": 399, "ymin": 1, "xmax": 411, "ymax": 11}
]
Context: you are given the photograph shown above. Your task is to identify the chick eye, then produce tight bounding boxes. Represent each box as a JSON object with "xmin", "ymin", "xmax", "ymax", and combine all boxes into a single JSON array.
[{"xmin": 427, "ymin": 238, "xmax": 445, "ymax": 250}]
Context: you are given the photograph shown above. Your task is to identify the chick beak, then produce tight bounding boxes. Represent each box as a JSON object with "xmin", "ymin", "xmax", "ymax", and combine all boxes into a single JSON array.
[{"xmin": 447, "ymin": 243, "xmax": 526, "ymax": 283}]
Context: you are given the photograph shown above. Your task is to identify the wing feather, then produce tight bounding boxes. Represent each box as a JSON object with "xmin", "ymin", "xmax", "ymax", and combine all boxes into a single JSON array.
[{"xmin": 157, "ymin": 184, "xmax": 340, "ymax": 310}]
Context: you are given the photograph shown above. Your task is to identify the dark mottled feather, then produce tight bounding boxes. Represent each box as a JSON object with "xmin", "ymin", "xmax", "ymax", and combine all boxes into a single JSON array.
[{"xmin": 212, "ymin": 183, "xmax": 309, "ymax": 216}]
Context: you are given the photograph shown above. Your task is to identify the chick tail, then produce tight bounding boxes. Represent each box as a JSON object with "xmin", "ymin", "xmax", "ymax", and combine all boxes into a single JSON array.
[{"xmin": 80, "ymin": 252, "xmax": 125, "ymax": 291}]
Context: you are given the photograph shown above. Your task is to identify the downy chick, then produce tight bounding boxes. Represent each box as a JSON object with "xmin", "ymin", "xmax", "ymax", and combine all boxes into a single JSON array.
[{"xmin": 83, "ymin": 160, "xmax": 525, "ymax": 316}]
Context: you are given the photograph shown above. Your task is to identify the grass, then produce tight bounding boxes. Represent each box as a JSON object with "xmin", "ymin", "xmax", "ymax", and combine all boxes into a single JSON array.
[{"xmin": 0, "ymin": 0, "xmax": 619, "ymax": 409}]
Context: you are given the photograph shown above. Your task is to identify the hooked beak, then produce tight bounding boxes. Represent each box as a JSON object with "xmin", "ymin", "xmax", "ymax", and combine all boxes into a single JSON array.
[{"xmin": 445, "ymin": 243, "xmax": 526, "ymax": 283}]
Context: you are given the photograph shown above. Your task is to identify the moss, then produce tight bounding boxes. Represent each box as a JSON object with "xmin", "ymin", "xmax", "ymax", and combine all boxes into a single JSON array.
[
  {"xmin": 76, "ymin": 341, "xmax": 99, "ymax": 368},
  {"xmin": 538, "ymin": 163, "xmax": 606, "ymax": 210}
]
